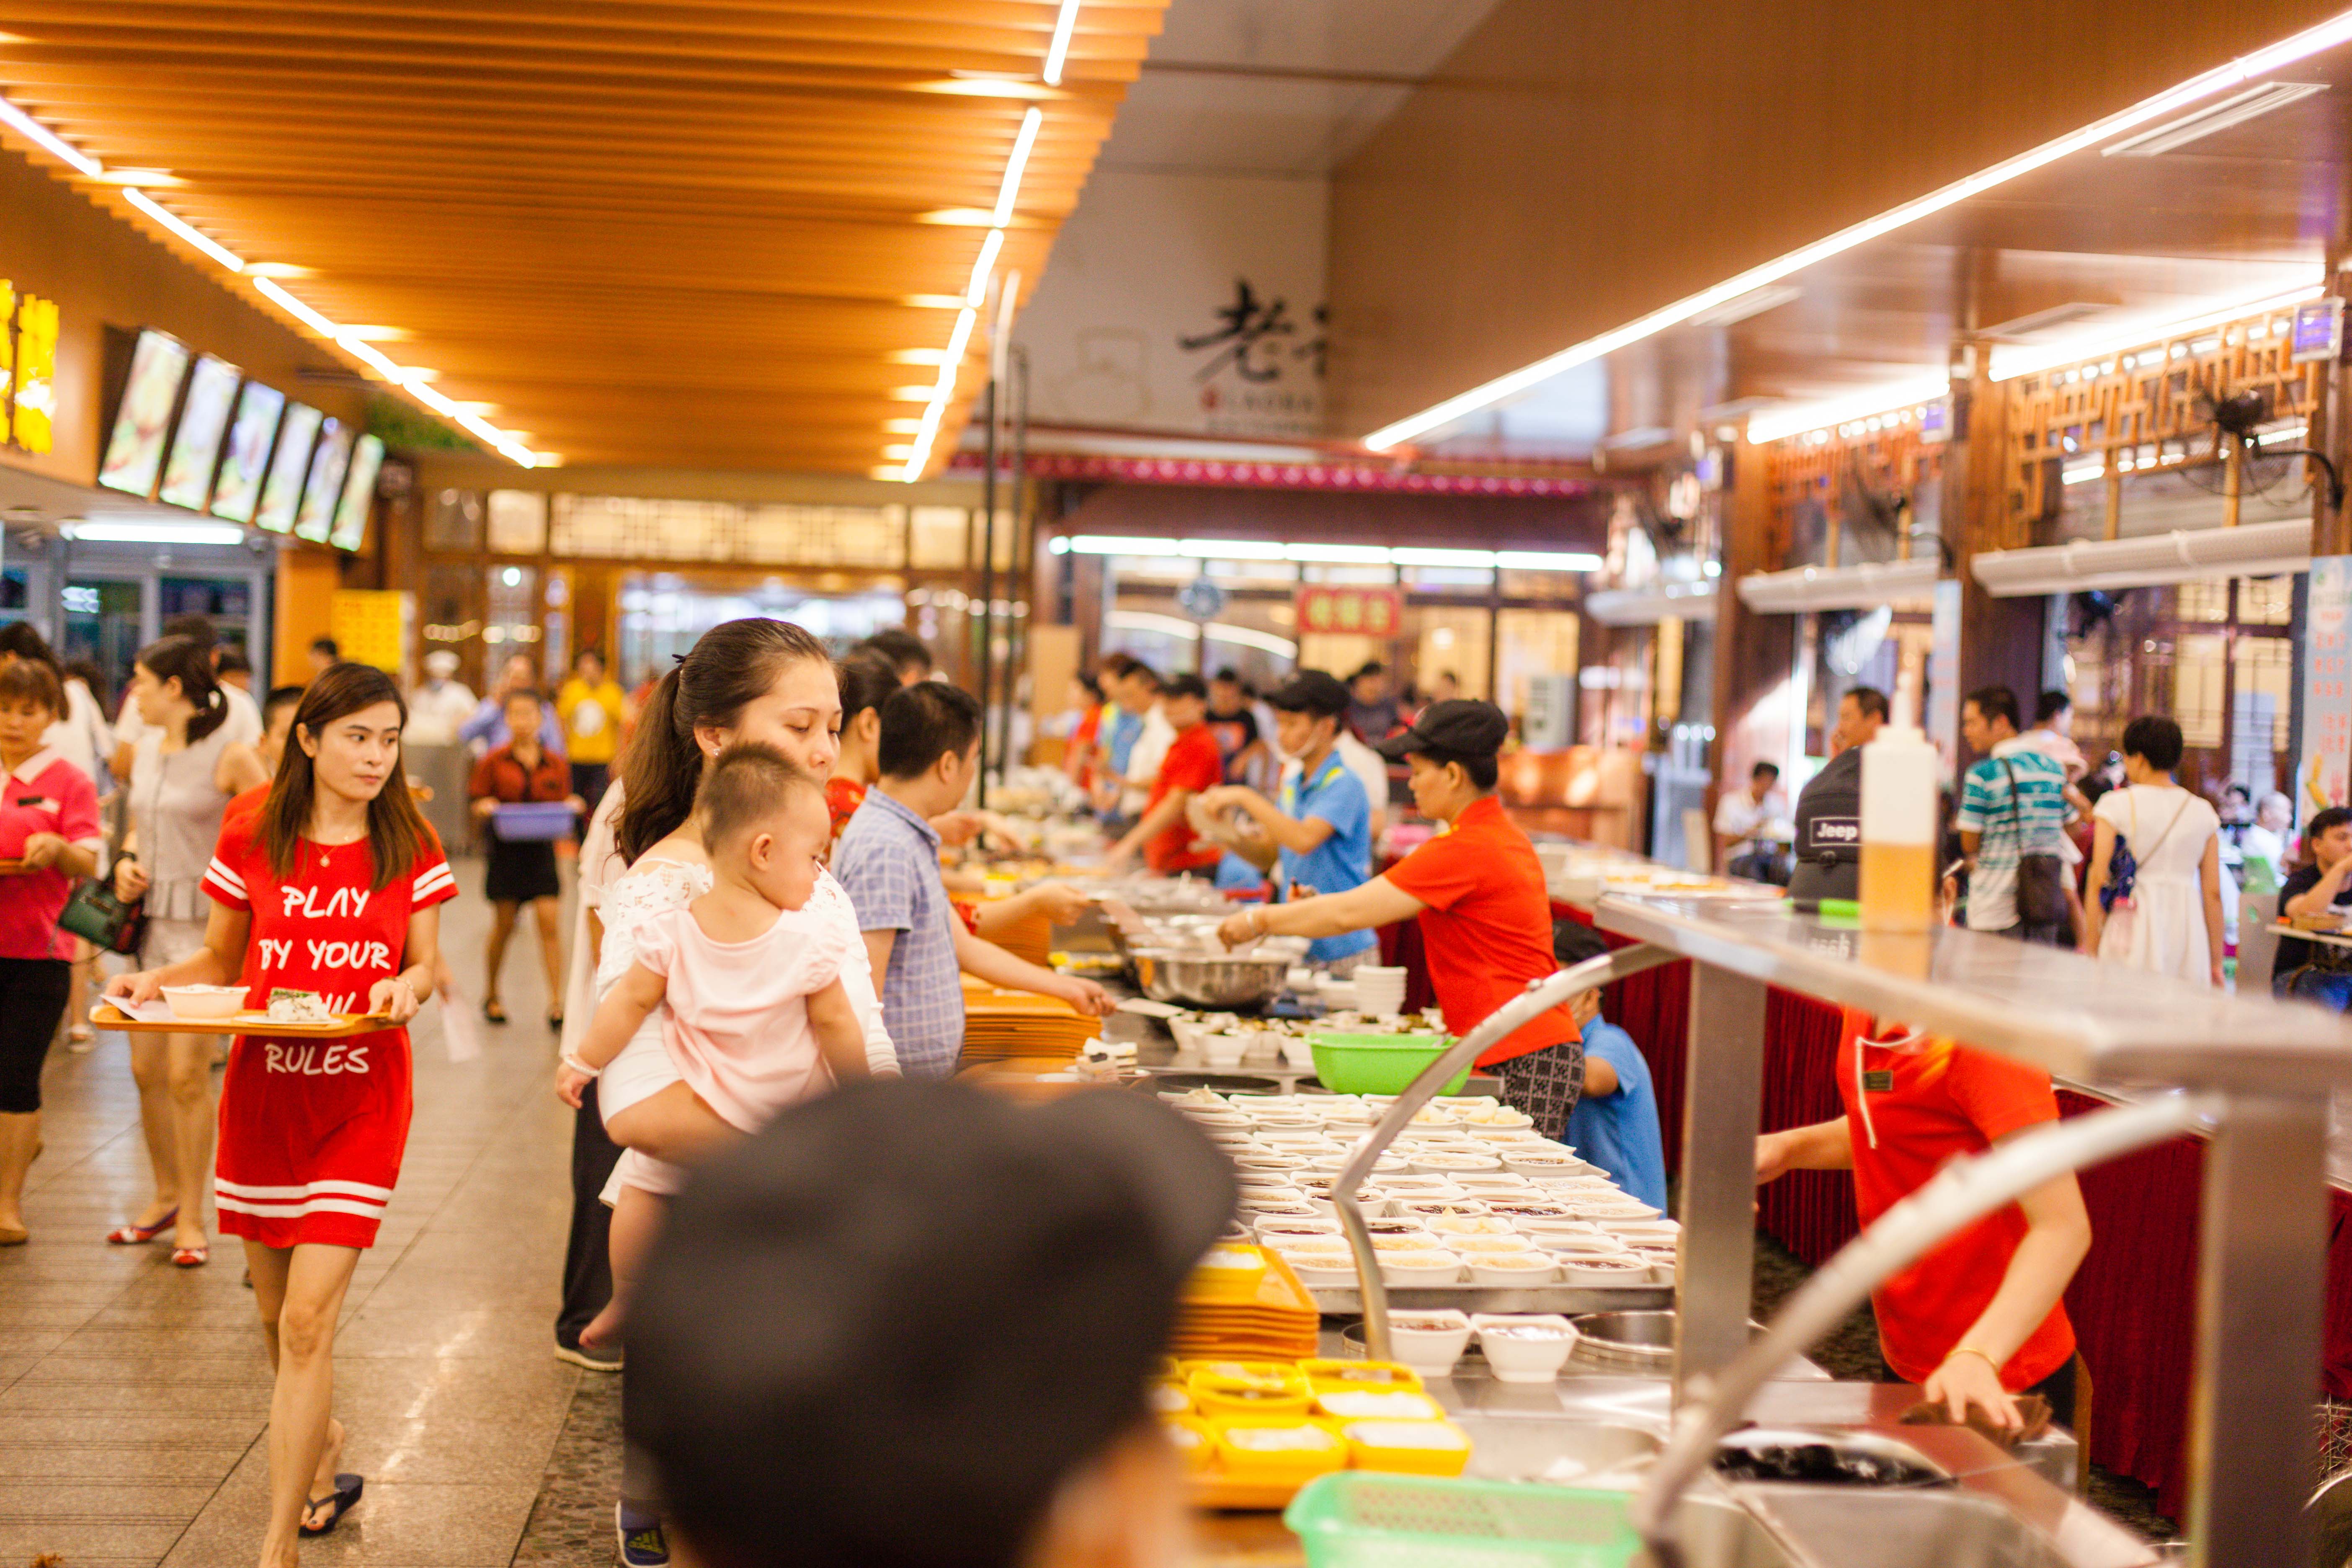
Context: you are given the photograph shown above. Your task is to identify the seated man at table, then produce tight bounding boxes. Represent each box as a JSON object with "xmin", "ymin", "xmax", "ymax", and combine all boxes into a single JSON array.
[
  {"xmin": 1550, "ymin": 923, "xmax": 1666, "ymax": 1212},
  {"xmin": 626, "ymin": 1080, "xmax": 1235, "ymax": 1568},
  {"xmin": 2276, "ymin": 805, "xmax": 2352, "ymax": 1010},
  {"xmin": 1755, "ymin": 1014, "xmax": 2091, "ymax": 1435}
]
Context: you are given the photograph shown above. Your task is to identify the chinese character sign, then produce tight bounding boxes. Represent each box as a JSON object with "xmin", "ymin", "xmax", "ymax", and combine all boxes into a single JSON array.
[
  {"xmin": 2299, "ymin": 555, "xmax": 2352, "ymax": 817},
  {"xmin": 1296, "ymin": 585, "xmax": 1402, "ymax": 640}
]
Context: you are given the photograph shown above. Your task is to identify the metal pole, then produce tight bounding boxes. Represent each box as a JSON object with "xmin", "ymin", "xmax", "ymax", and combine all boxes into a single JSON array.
[
  {"xmin": 1001, "ymin": 346, "xmax": 1032, "ymax": 786},
  {"xmin": 2184, "ymin": 1090, "xmax": 2327, "ymax": 1567},
  {"xmin": 1673, "ymin": 963, "xmax": 1767, "ymax": 1407},
  {"xmin": 977, "ymin": 377, "xmax": 998, "ymax": 810}
]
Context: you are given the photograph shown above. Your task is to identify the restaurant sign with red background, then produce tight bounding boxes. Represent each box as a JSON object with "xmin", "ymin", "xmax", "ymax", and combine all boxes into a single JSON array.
[{"xmin": 1295, "ymin": 585, "xmax": 1403, "ymax": 637}]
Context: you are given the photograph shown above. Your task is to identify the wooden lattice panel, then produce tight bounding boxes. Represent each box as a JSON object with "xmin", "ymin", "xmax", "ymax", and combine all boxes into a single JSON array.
[
  {"xmin": 1764, "ymin": 414, "xmax": 1946, "ymax": 570},
  {"xmin": 2005, "ymin": 310, "xmax": 2324, "ymax": 527}
]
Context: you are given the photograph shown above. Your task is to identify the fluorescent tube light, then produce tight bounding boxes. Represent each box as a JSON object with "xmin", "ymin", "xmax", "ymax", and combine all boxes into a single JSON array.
[
  {"xmin": 1284, "ymin": 543, "xmax": 1392, "ymax": 564},
  {"xmin": 0, "ymin": 93, "xmax": 98, "ymax": 177},
  {"xmin": 993, "ymin": 107, "xmax": 1042, "ymax": 227},
  {"xmin": 1988, "ymin": 284, "xmax": 2324, "ymax": 382},
  {"xmin": 1070, "ymin": 536, "xmax": 1180, "ymax": 557},
  {"xmin": 1179, "ymin": 539, "xmax": 1289, "ymax": 560},
  {"xmin": 1496, "ymin": 550, "xmax": 1604, "ymax": 571},
  {"xmin": 1361, "ymin": 4, "xmax": 2352, "ymax": 451},
  {"xmin": 965, "ymin": 228, "xmax": 1005, "ymax": 307},
  {"xmin": 1105, "ymin": 610, "xmax": 1297, "ymax": 659},
  {"xmin": 1392, "ymin": 547, "xmax": 1496, "ymax": 567},
  {"xmin": 2102, "ymin": 80, "xmax": 2326, "ymax": 157},
  {"xmin": 251, "ymin": 276, "xmax": 339, "ymax": 337},
  {"xmin": 67, "ymin": 520, "xmax": 247, "ymax": 546},
  {"xmin": 123, "ymin": 189, "xmax": 244, "ymax": 272},
  {"xmin": 1043, "ymin": 0, "xmax": 1083, "ymax": 85},
  {"xmin": 1744, "ymin": 376, "xmax": 1952, "ymax": 444}
]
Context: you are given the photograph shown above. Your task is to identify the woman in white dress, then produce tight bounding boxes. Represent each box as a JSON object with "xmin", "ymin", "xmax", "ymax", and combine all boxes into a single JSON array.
[
  {"xmin": 552, "ymin": 618, "xmax": 897, "ymax": 1568},
  {"xmin": 2083, "ymin": 715, "xmax": 2225, "ymax": 988}
]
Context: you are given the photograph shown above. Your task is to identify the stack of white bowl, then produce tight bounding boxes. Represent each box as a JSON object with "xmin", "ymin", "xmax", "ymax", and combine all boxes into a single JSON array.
[{"xmin": 1351, "ymin": 965, "xmax": 1409, "ymax": 1019}]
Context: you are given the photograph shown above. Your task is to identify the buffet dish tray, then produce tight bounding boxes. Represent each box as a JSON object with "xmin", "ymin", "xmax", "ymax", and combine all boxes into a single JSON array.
[
  {"xmin": 1308, "ymin": 1282, "xmax": 1673, "ymax": 1316},
  {"xmin": 91, "ymin": 1003, "xmax": 392, "ymax": 1037}
]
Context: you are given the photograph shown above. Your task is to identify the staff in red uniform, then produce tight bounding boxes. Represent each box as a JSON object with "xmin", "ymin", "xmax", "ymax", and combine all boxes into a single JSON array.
[
  {"xmin": 108, "ymin": 664, "xmax": 456, "ymax": 1558},
  {"xmin": 1217, "ymin": 700, "xmax": 1589, "ymax": 1135}
]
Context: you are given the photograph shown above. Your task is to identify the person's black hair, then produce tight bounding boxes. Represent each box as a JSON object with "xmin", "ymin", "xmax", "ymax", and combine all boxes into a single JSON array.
[
  {"xmin": 836, "ymin": 648, "xmax": 900, "ymax": 730},
  {"xmin": 0, "ymin": 656, "xmax": 61, "ymax": 717},
  {"xmin": 1163, "ymin": 673, "xmax": 1207, "ymax": 703},
  {"xmin": 696, "ymin": 742, "xmax": 822, "ymax": 852},
  {"xmin": 1552, "ymin": 918, "xmax": 1612, "ymax": 969},
  {"xmin": 2120, "ymin": 714, "xmax": 2185, "ymax": 772},
  {"xmin": 878, "ymin": 681, "xmax": 983, "ymax": 780},
  {"xmin": 62, "ymin": 658, "xmax": 104, "ymax": 695},
  {"xmin": 2035, "ymin": 689, "xmax": 2073, "ymax": 725},
  {"xmin": 262, "ymin": 684, "xmax": 305, "ymax": 726},
  {"xmin": 2223, "ymin": 782, "xmax": 2252, "ymax": 803},
  {"xmin": 309, "ymin": 636, "xmax": 340, "ymax": 659},
  {"xmin": 214, "ymin": 646, "xmax": 253, "ymax": 678},
  {"xmin": 160, "ymin": 613, "xmax": 218, "ymax": 650},
  {"xmin": 1212, "ymin": 666, "xmax": 1240, "ymax": 684},
  {"xmin": 0, "ymin": 622, "xmax": 57, "ymax": 671},
  {"xmin": 1124, "ymin": 660, "xmax": 1162, "ymax": 693},
  {"xmin": 859, "ymin": 626, "xmax": 934, "ymax": 678},
  {"xmin": 137, "ymin": 634, "xmax": 229, "ymax": 744},
  {"xmin": 619, "ymin": 618, "xmax": 834, "ymax": 865},
  {"xmin": 2307, "ymin": 805, "xmax": 2352, "ymax": 852},
  {"xmin": 1074, "ymin": 672, "xmax": 1102, "ymax": 702},
  {"xmin": 1098, "ymin": 652, "xmax": 1137, "ymax": 680},
  {"xmin": 1750, "ymin": 761, "xmax": 1780, "ymax": 781},
  {"xmin": 1965, "ymin": 685, "xmax": 2020, "ymax": 731},
  {"xmin": 1353, "ymin": 661, "xmax": 1385, "ymax": 679},
  {"xmin": 503, "ymin": 685, "xmax": 547, "ymax": 712},
  {"xmin": 1844, "ymin": 686, "xmax": 1890, "ymax": 722}
]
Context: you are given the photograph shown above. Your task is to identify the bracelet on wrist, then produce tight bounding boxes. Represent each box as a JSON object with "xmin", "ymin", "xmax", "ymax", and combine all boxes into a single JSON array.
[
  {"xmin": 561, "ymin": 1053, "xmax": 602, "ymax": 1079},
  {"xmin": 1947, "ymin": 1345, "xmax": 2002, "ymax": 1371}
]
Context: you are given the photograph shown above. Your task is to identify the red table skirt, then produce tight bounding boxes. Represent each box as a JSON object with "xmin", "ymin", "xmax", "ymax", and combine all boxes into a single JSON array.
[{"xmin": 1522, "ymin": 904, "xmax": 2352, "ymax": 1523}]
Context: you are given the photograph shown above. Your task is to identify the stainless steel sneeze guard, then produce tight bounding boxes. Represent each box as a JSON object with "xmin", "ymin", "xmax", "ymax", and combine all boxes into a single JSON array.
[
  {"xmin": 1591, "ymin": 890, "xmax": 2352, "ymax": 1568},
  {"xmin": 1331, "ymin": 944, "xmax": 1681, "ymax": 1363}
]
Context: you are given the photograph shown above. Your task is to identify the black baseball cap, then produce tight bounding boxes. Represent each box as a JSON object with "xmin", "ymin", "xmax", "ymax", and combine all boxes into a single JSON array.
[
  {"xmin": 628, "ymin": 1080, "xmax": 1237, "ymax": 1568},
  {"xmin": 1268, "ymin": 669, "xmax": 1350, "ymax": 718},
  {"xmin": 1373, "ymin": 697, "xmax": 1511, "ymax": 761}
]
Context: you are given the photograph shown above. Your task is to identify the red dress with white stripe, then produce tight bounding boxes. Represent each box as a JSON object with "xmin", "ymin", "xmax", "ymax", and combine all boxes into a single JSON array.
[{"xmin": 201, "ymin": 813, "xmax": 456, "ymax": 1249}]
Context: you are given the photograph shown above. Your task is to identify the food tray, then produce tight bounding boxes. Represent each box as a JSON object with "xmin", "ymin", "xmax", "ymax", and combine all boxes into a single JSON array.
[
  {"xmin": 90, "ymin": 1003, "xmax": 392, "ymax": 1038},
  {"xmin": 492, "ymin": 801, "xmax": 575, "ymax": 841},
  {"xmin": 1305, "ymin": 1282, "xmax": 1673, "ymax": 1316}
]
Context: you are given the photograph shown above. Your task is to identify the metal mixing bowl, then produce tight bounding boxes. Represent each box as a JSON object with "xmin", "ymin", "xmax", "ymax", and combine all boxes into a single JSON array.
[{"xmin": 1133, "ymin": 949, "xmax": 1290, "ymax": 1008}]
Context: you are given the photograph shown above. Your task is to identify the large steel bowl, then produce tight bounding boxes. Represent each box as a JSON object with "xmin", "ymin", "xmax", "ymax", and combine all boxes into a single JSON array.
[{"xmin": 1133, "ymin": 949, "xmax": 1290, "ymax": 1008}]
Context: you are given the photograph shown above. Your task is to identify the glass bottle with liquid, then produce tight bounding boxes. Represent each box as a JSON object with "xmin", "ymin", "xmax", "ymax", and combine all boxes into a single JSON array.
[{"xmin": 1859, "ymin": 724, "xmax": 1938, "ymax": 933}]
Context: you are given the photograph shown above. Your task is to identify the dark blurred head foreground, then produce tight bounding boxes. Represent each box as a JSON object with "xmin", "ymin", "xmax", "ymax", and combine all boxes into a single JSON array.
[{"xmin": 628, "ymin": 1079, "xmax": 1238, "ymax": 1568}]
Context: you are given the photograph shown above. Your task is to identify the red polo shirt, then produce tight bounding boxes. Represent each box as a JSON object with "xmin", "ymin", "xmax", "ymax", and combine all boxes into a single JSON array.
[
  {"xmin": 1836, "ymin": 1011, "xmax": 2075, "ymax": 1390},
  {"xmin": 1382, "ymin": 795, "xmax": 1577, "ymax": 1065},
  {"xmin": 1145, "ymin": 723, "xmax": 1224, "ymax": 874},
  {"xmin": 0, "ymin": 748, "xmax": 102, "ymax": 962}
]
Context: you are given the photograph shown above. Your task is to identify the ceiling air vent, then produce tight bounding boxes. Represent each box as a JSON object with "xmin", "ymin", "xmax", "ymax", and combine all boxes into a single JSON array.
[{"xmin": 2102, "ymin": 82, "xmax": 2327, "ymax": 158}]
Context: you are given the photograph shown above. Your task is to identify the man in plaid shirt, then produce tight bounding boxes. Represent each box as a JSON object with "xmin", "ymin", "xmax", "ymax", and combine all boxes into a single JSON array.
[{"xmin": 834, "ymin": 683, "xmax": 1111, "ymax": 1079}]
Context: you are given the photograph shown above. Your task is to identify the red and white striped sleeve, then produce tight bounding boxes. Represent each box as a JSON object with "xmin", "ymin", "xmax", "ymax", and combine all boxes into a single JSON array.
[
  {"xmin": 201, "ymin": 810, "xmax": 258, "ymax": 912},
  {"xmin": 409, "ymin": 828, "xmax": 457, "ymax": 911}
]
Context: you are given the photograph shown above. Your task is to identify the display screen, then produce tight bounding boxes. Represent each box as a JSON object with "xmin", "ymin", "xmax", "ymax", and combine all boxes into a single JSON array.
[
  {"xmin": 254, "ymin": 401, "xmax": 323, "ymax": 534},
  {"xmin": 292, "ymin": 418, "xmax": 353, "ymax": 543},
  {"xmin": 209, "ymin": 380, "xmax": 287, "ymax": 524},
  {"xmin": 330, "ymin": 434, "xmax": 385, "ymax": 552},
  {"xmin": 155, "ymin": 355, "xmax": 242, "ymax": 512},
  {"xmin": 97, "ymin": 329, "xmax": 192, "ymax": 497}
]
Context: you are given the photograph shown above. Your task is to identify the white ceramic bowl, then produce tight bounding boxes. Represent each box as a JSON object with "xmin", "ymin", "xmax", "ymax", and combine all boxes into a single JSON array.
[
  {"xmin": 1471, "ymin": 1314, "xmax": 1577, "ymax": 1383},
  {"xmin": 1279, "ymin": 1252, "xmax": 1362, "ymax": 1287},
  {"xmin": 1254, "ymin": 1216, "xmax": 1341, "ymax": 1242},
  {"xmin": 1501, "ymin": 1150, "xmax": 1585, "ymax": 1179},
  {"xmin": 1368, "ymin": 1230, "xmax": 1443, "ymax": 1253},
  {"xmin": 1386, "ymin": 1309, "xmax": 1473, "ymax": 1375},
  {"xmin": 1379, "ymin": 1250, "xmax": 1463, "ymax": 1284},
  {"xmin": 1631, "ymin": 1249, "xmax": 1679, "ymax": 1284},
  {"xmin": 1412, "ymin": 1151, "xmax": 1504, "ymax": 1176},
  {"xmin": 1200, "ymin": 1033, "xmax": 1250, "ymax": 1068},
  {"xmin": 1426, "ymin": 1213, "xmax": 1514, "ymax": 1237},
  {"xmin": 161, "ymin": 984, "xmax": 245, "ymax": 1021},
  {"xmin": 1451, "ymin": 1233, "xmax": 1538, "ymax": 1255},
  {"xmin": 1529, "ymin": 1229, "xmax": 1621, "ymax": 1255},
  {"xmin": 1399, "ymin": 1199, "xmax": 1491, "ymax": 1222},
  {"xmin": 1483, "ymin": 1200, "xmax": 1574, "ymax": 1224},
  {"xmin": 1558, "ymin": 1254, "xmax": 1652, "ymax": 1288},
  {"xmin": 1469, "ymin": 1253, "xmax": 1561, "ymax": 1286},
  {"xmin": 1598, "ymin": 1221, "xmax": 1681, "ymax": 1247}
]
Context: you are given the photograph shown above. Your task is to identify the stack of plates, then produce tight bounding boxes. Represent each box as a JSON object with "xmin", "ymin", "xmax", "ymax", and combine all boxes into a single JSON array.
[
  {"xmin": 1352, "ymin": 966, "xmax": 1408, "ymax": 1019},
  {"xmin": 959, "ymin": 982, "xmax": 1103, "ymax": 1064},
  {"xmin": 1169, "ymin": 1244, "xmax": 1320, "ymax": 1360}
]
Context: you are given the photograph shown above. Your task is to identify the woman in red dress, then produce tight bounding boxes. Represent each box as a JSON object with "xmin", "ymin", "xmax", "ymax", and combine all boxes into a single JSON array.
[{"xmin": 108, "ymin": 664, "xmax": 454, "ymax": 1562}]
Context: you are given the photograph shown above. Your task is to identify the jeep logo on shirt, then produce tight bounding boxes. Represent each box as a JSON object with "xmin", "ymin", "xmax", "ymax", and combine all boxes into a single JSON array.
[{"xmin": 1808, "ymin": 818, "xmax": 1860, "ymax": 849}]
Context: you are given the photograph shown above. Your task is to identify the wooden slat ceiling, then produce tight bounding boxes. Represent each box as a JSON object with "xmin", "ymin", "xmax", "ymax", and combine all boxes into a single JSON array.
[{"xmin": 0, "ymin": 0, "xmax": 1170, "ymax": 474}]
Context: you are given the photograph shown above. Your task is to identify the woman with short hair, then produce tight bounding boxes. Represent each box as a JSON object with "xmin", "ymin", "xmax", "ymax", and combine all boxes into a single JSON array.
[{"xmin": 2082, "ymin": 714, "xmax": 2225, "ymax": 987}]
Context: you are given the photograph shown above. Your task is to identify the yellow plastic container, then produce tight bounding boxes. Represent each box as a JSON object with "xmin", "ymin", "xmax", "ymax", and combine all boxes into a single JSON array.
[
  {"xmin": 1313, "ymin": 1389, "xmax": 1445, "ymax": 1423},
  {"xmin": 1300, "ymin": 1359, "xmax": 1422, "ymax": 1394},
  {"xmin": 1191, "ymin": 1372, "xmax": 1313, "ymax": 1418},
  {"xmin": 1338, "ymin": 1418, "xmax": 1473, "ymax": 1477},
  {"xmin": 1182, "ymin": 1359, "xmax": 1302, "ymax": 1391},
  {"xmin": 1210, "ymin": 1417, "xmax": 1349, "ymax": 1487},
  {"xmin": 1163, "ymin": 1416, "xmax": 1218, "ymax": 1473},
  {"xmin": 1150, "ymin": 1380, "xmax": 1194, "ymax": 1417}
]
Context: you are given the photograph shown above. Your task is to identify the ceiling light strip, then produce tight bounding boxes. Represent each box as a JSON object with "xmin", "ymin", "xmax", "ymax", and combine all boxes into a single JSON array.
[
  {"xmin": 992, "ymin": 107, "xmax": 1043, "ymax": 228},
  {"xmin": 1361, "ymin": 4, "xmax": 2352, "ymax": 451},
  {"xmin": 1986, "ymin": 283, "xmax": 2324, "ymax": 381},
  {"xmin": 1744, "ymin": 375, "xmax": 1952, "ymax": 444},
  {"xmin": 0, "ymin": 87, "xmax": 544, "ymax": 467},
  {"xmin": 1042, "ymin": 0, "xmax": 1084, "ymax": 87},
  {"xmin": 1059, "ymin": 536, "xmax": 1601, "ymax": 571}
]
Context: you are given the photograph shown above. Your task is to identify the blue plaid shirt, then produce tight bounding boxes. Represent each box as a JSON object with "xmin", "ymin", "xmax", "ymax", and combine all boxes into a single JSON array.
[{"xmin": 833, "ymin": 788, "xmax": 963, "ymax": 1080}]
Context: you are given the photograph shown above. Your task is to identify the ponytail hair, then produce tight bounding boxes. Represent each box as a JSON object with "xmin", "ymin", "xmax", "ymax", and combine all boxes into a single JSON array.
[
  {"xmin": 136, "ymin": 635, "xmax": 229, "ymax": 744},
  {"xmin": 617, "ymin": 618, "xmax": 833, "ymax": 865}
]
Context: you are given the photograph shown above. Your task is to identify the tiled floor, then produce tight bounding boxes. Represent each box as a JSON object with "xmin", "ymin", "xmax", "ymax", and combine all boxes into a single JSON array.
[{"xmin": 0, "ymin": 859, "xmax": 596, "ymax": 1567}]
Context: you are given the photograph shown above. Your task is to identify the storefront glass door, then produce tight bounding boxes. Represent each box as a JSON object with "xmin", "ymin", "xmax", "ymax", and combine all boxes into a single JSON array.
[{"xmin": 59, "ymin": 578, "xmax": 147, "ymax": 702}]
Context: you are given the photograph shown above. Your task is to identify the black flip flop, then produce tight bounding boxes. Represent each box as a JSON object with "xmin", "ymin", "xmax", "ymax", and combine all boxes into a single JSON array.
[
  {"xmin": 483, "ymin": 1000, "xmax": 508, "ymax": 1024},
  {"xmin": 299, "ymin": 1473, "xmax": 363, "ymax": 1537}
]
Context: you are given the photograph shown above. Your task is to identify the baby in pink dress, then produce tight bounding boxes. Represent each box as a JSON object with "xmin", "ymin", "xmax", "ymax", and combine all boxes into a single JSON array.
[{"xmin": 561, "ymin": 744, "xmax": 869, "ymax": 1347}]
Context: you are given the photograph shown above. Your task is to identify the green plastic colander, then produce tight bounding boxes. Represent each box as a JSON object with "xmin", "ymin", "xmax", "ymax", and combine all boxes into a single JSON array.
[
  {"xmin": 1306, "ymin": 1031, "xmax": 1469, "ymax": 1096},
  {"xmin": 1285, "ymin": 1472, "xmax": 1641, "ymax": 1568}
]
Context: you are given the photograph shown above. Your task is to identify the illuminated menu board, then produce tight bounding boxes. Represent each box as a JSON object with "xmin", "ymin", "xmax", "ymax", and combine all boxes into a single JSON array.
[
  {"xmin": 209, "ymin": 380, "xmax": 286, "ymax": 524},
  {"xmin": 156, "ymin": 355, "xmax": 241, "ymax": 511},
  {"xmin": 254, "ymin": 401, "xmax": 322, "ymax": 534},
  {"xmin": 330, "ymin": 434, "xmax": 385, "ymax": 552},
  {"xmin": 292, "ymin": 418, "xmax": 353, "ymax": 543},
  {"xmin": 97, "ymin": 329, "xmax": 191, "ymax": 497}
]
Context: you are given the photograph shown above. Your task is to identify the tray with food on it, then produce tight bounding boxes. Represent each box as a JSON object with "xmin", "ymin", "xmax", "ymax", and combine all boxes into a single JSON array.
[{"xmin": 93, "ymin": 986, "xmax": 392, "ymax": 1037}]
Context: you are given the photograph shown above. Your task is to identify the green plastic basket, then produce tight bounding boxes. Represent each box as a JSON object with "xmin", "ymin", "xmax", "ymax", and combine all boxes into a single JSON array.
[
  {"xmin": 1307, "ymin": 1031, "xmax": 1469, "ymax": 1097},
  {"xmin": 1285, "ymin": 1472, "xmax": 1640, "ymax": 1568}
]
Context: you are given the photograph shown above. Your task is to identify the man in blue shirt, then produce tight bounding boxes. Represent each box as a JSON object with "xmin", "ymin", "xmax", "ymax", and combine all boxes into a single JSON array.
[
  {"xmin": 1195, "ymin": 671, "xmax": 1377, "ymax": 974},
  {"xmin": 1553, "ymin": 923, "xmax": 1667, "ymax": 1212}
]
